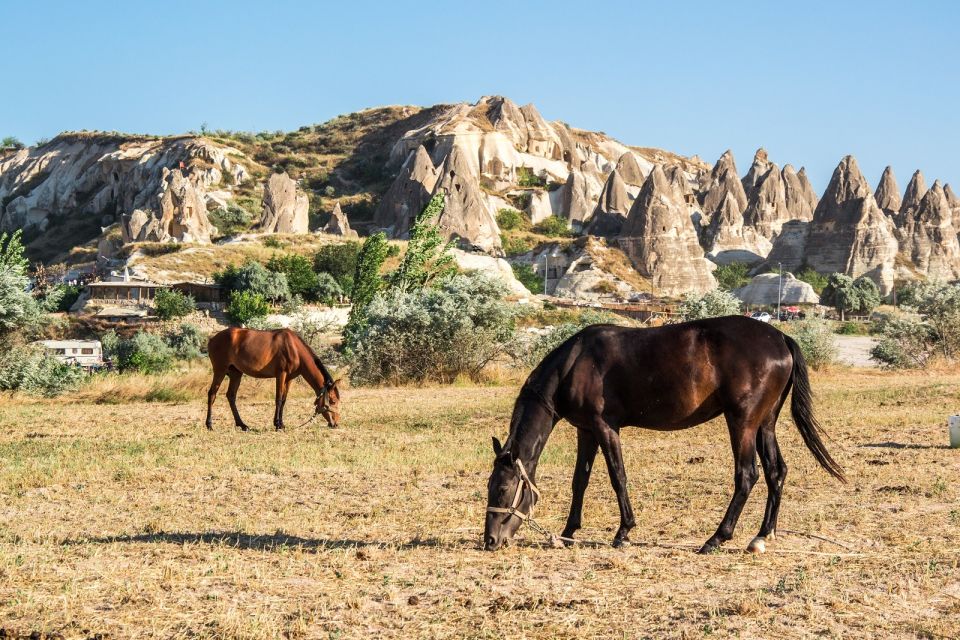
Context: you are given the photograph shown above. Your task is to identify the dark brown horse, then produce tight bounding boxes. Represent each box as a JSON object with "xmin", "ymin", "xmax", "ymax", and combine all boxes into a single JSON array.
[
  {"xmin": 205, "ymin": 327, "xmax": 341, "ymax": 431},
  {"xmin": 484, "ymin": 315, "xmax": 845, "ymax": 553}
]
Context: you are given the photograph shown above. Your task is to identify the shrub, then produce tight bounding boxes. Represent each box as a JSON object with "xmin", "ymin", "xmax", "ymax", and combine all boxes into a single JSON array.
[
  {"xmin": 314, "ymin": 272, "xmax": 344, "ymax": 304},
  {"xmin": 870, "ymin": 282, "xmax": 960, "ymax": 367},
  {"xmin": 532, "ymin": 216, "xmax": 572, "ymax": 238},
  {"xmin": 899, "ymin": 281, "xmax": 960, "ymax": 359},
  {"xmin": 314, "ymin": 242, "xmax": 360, "ymax": 292},
  {"xmin": 227, "ymin": 290, "xmax": 270, "ymax": 326},
  {"xmin": 517, "ymin": 167, "xmax": 546, "ymax": 188},
  {"xmin": 871, "ymin": 314, "xmax": 934, "ymax": 368},
  {"xmin": 1, "ymin": 136, "xmax": 24, "ymax": 150},
  {"xmin": 208, "ymin": 204, "xmax": 253, "ymax": 236},
  {"xmin": 349, "ymin": 273, "xmax": 515, "ymax": 385},
  {"xmin": 263, "ymin": 237, "xmax": 286, "ymax": 249},
  {"xmin": 289, "ymin": 311, "xmax": 337, "ymax": 352},
  {"xmin": 164, "ymin": 323, "xmax": 206, "ymax": 360},
  {"xmin": 677, "ymin": 289, "xmax": 741, "ymax": 321},
  {"xmin": 154, "ymin": 288, "xmax": 196, "ymax": 320},
  {"xmin": 103, "ymin": 331, "xmax": 175, "ymax": 374},
  {"xmin": 267, "ymin": 254, "xmax": 319, "ymax": 300},
  {"xmin": 501, "ymin": 234, "xmax": 535, "ymax": 257},
  {"xmin": 215, "ymin": 260, "xmax": 290, "ymax": 302},
  {"xmin": 835, "ymin": 321, "xmax": 867, "ymax": 335},
  {"xmin": 713, "ymin": 262, "xmax": 751, "ymax": 291},
  {"xmin": 511, "ymin": 263, "xmax": 542, "ymax": 294},
  {"xmin": 0, "ymin": 344, "xmax": 85, "ymax": 396},
  {"xmin": 496, "ymin": 208, "xmax": 530, "ymax": 232},
  {"xmin": 55, "ymin": 284, "xmax": 82, "ymax": 312},
  {"xmin": 788, "ymin": 317, "xmax": 837, "ymax": 370},
  {"xmin": 795, "ymin": 267, "xmax": 829, "ymax": 294}
]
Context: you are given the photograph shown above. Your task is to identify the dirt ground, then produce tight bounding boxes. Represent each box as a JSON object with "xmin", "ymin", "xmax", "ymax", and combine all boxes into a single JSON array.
[
  {"xmin": 833, "ymin": 335, "xmax": 879, "ymax": 368},
  {"xmin": 1, "ymin": 368, "xmax": 959, "ymax": 639}
]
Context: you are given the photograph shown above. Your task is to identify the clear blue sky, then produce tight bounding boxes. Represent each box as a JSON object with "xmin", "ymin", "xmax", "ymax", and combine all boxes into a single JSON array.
[{"xmin": 2, "ymin": 0, "xmax": 958, "ymax": 191}]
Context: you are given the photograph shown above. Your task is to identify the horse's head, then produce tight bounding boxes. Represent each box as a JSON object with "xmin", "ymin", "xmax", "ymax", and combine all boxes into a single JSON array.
[
  {"xmin": 484, "ymin": 436, "xmax": 538, "ymax": 551},
  {"xmin": 315, "ymin": 378, "xmax": 342, "ymax": 428}
]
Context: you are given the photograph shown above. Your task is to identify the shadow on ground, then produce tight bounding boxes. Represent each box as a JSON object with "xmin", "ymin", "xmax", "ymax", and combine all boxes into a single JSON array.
[{"xmin": 65, "ymin": 531, "xmax": 467, "ymax": 552}]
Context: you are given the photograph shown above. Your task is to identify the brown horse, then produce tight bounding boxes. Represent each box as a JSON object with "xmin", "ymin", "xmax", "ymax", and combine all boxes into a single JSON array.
[
  {"xmin": 205, "ymin": 327, "xmax": 341, "ymax": 431},
  {"xmin": 484, "ymin": 315, "xmax": 845, "ymax": 553}
]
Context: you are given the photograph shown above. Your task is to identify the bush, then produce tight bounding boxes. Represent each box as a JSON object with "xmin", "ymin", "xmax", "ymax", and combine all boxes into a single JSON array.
[
  {"xmin": 154, "ymin": 288, "xmax": 196, "ymax": 320},
  {"xmin": 0, "ymin": 344, "xmax": 86, "ymax": 396},
  {"xmin": 870, "ymin": 282, "xmax": 960, "ymax": 368},
  {"xmin": 215, "ymin": 260, "xmax": 290, "ymax": 302},
  {"xmin": 871, "ymin": 315, "xmax": 934, "ymax": 368},
  {"xmin": 532, "ymin": 216, "xmax": 572, "ymax": 238},
  {"xmin": 835, "ymin": 321, "xmax": 868, "ymax": 335},
  {"xmin": 55, "ymin": 284, "xmax": 82, "ymax": 312},
  {"xmin": 789, "ymin": 317, "xmax": 837, "ymax": 370},
  {"xmin": 314, "ymin": 242, "xmax": 360, "ymax": 292},
  {"xmin": 289, "ymin": 311, "xmax": 336, "ymax": 352},
  {"xmin": 349, "ymin": 273, "xmax": 516, "ymax": 385},
  {"xmin": 496, "ymin": 208, "xmax": 530, "ymax": 232},
  {"xmin": 511, "ymin": 263, "xmax": 542, "ymax": 294},
  {"xmin": 314, "ymin": 272, "xmax": 344, "ymax": 304},
  {"xmin": 227, "ymin": 290, "xmax": 270, "ymax": 326},
  {"xmin": 517, "ymin": 167, "xmax": 546, "ymax": 188},
  {"xmin": 899, "ymin": 281, "xmax": 960, "ymax": 359},
  {"xmin": 677, "ymin": 289, "xmax": 742, "ymax": 321},
  {"xmin": 796, "ymin": 267, "xmax": 829, "ymax": 294},
  {"xmin": 208, "ymin": 204, "xmax": 253, "ymax": 236},
  {"xmin": 267, "ymin": 254, "xmax": 319, "ymax": 300},
  {"xmin": 501, "ymin": 234, "xmax": 535, "ymax": 257},
  {"xmin": 103, "ymin": 330, "xmax": 175, "ymax": 374},
  {"xmin": 713, "ymin": 262, "xmax": 751, "ymax": 291},
  {"xmin": 165, "ymin": 323, "xmax": 206, "ymax": 360}
]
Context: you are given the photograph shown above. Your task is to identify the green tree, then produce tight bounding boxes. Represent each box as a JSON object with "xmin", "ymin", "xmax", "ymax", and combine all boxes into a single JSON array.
[
  {"xmin": 1, "ymin": 136, "xmax": 24, "ymax": 150},
  {"xmin": 511, "ymin": 263, "xmax": 541, "ymax": 294},
  {"xmin": 0, "ymin": 230, "xmax": 44, "ymax": 337},
  {"xmin": 267, "ymin": 254, "xmax": 320, "ymax": 300},
  {"xmin": 153, "ymin": 288, "xmax": 196, "ymax": 320},
  {"xmin": 677, "ymin": 289, "xmax": 742, "ymax": 321},
  {"xmin": 215, "ymin": 260, "xmax": 290, "ymax": 302},
  {"xmin": 226, "ymin": 290, "xmax": 271, "ymax": 326},
  {"xmin": 314, "ymin": 242, "xmax": 360, "ymax": 293},
  {"xmin": 795, "ymin": 267, "xmax": 829, "ymax": 294},
  {"xmin": 821, "ymin": 274, "xmax": 881, "ymax": 320},
  {"xmin": 389, "ymin": 193, "xmax": 456, "ymax": 292},
  {"xmin": 345, "ymin": 232, "xmax": 389, "ymax": 341},
  {"xmin": 713, "ymin": 262, "xmax": 751, "ymax": 291},
  {"xmin": 314, "ymin": 272, "xmax": 344, "ymax": 304}
]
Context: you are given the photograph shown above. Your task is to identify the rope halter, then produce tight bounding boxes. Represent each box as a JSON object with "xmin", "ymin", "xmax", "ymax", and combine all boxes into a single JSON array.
[{"xmin": 486, "ymin": 458, "xmax": 541, "ymax": 522}]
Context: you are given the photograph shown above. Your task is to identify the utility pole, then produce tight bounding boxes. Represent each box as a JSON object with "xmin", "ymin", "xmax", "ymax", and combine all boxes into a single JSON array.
[{"xmin": 777, "ymin": 262, "xmax": 783, "ymax": 321}]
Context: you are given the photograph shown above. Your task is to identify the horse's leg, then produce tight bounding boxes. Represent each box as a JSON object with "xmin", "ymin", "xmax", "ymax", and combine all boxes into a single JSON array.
[
  {"xmin": 595, "ymin": 422, "xmax": 636, "ymax": 547},
  {"xmin": 274, "ymin": 371, "xmax": 288, "ymax": 430},
  {"xmin": 205, "ymin": 367, "xmax": 227, "ymax": 430},
  {"xmin": 561, "ymin": 428, "xmax": 599, "ymax": 542},
  {"xmin": 225, "ymin": 370, "xmax": 249, "ymax": 431},
  {"xmin": 699, "ymin": 411, "xmax": 760, "ymax": 554},
  {"xmin": 750, "ymin": 419, "xmax": 788, "ymax": 552}
]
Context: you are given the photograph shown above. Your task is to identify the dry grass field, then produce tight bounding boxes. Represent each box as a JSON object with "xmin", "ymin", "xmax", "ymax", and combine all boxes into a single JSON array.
[{"xmin": 1, "ymin": 366, "xmax": 959, "ymax": 639}]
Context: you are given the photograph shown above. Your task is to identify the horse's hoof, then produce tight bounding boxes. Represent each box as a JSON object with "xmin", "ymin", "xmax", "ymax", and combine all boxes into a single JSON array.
[
  {"xmin": 747, "ymin": 537, "xmax": 767, "ymax": 554},
  {"xmin": 237, "ymin": 424, "xmax": 249, "ymax": 432},
  {"xmin": 698, "ymin": 542, "xmax": 719, "ymax": 555},
  {"xmin": 612, "ymin": 536, "xmax": 631, "ymax": 549}
]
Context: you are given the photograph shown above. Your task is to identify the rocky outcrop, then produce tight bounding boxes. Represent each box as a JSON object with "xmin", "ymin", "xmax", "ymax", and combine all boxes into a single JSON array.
[
  {"xmin": 741, "ymin": 148, "xmax": 771, "ymax": 199},
  {"xmin": 433, "ymin": 145, "xmax": 501, "ymax": 253},
  {"xmin": 899, "ymin": 170, "xmax": 927, "ymax": 226},
  {"xmin": 946, "ymin": 184, "xmax": 960, "ymax": 238},
  {"xmin": 259, "ymin": 172, "xmax": 309, "ymax": 234},
  {"xmin": 699, "ymin": 150, "xmax": 748, "ymax": 217},
  {"xmin": 322, "ymin": 202, "xmax": 358, "ymax": 238},
  {"xmin": 615, "ymin": 152, "xmax": 645, "ymax": 186},
  {"xmin": 734, "ymin": 272, "xmax": 819, "ymax": 305},
  {"xmin": 584, "ymin": 169, "xmax": 630, "ymax": 237},
  {"xmin": 804, "ymin": 156, "xmax": 898, "ymax": 294},
  {"xmin": 762, "ymin": 220, "xmax": 810, "ymax": 273},
  {"xmin": 0, "ymin": 134, "xmax": 240, "ymax": 246},
  {"xmin": 782, "ymin": 164, "xmax": 817, "ymax": 221},
  {"xmin": 742, "ymin": 162, "xmax": 793, "ymax": 238},
  {"xmin": 560, "ymin": 171, "xmax": 592, "ymax": 227},
  {"xmin": 898, "ymin": 181, "xmax": 960, "ymax": 281},
  {"xmin": 373, "ymin": 145, "xmax": 438, "ymax": 237},
  {"xmin": 706, "ymin": 192, "xmax": 770, "ymax": 264},
  {"xmin": 874, "ymin": 166, "xmax": 901, "ymax": 215},
  {"xmin": 617, "ymin": 166, "xmax": 715, "ymax": 295},
  {"xmin": 451, "ymin": 248, "xmax": 532, "ymax": 297}
]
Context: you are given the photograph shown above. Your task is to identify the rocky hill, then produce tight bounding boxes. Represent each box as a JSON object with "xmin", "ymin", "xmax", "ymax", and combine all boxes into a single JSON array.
[{"xmin": 2, "ymin": 95, "xmax": 959, "ymax": 298}]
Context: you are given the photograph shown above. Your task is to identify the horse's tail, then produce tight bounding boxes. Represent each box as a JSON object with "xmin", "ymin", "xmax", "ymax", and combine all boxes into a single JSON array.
[{"xmin": 783, "ymin": 335, "xmax": 846, "ymax": 483}]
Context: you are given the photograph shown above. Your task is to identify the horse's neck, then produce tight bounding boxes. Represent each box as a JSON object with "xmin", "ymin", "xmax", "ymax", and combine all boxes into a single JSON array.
[
  {"xmin": 299, "ymin": 355, "xmax": 327, "ymax": 393},
  {"xmin": 507, "ymin": 391, "xmax": 558, "ymax": 477}
]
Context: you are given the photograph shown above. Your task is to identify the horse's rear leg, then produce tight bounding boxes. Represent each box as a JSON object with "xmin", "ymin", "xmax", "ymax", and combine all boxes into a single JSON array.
[
  {"xmin": 205, "ymin": 367, "xmax": 227, "ymax": 430},
  {"xmin": 750, "ymin": 422, "xmax": 788, "ymax": 552},
  {"xmin": 225, "ymin": 370, "xmax": 249, "ymax": 431},
  {"xmin": 595, "ymin": 421, "xmax": 636, "ymax": 548},
  {"xmin": 699, "ymin": 413, "xmax": 760, "ymax": 554},
  {"xmin": 273, "ymin": 372, "xmax": 288, "ymax": 430},
  {"xmin": 561, "ymin": 428, "xmax": 599, "ymax": 542}
]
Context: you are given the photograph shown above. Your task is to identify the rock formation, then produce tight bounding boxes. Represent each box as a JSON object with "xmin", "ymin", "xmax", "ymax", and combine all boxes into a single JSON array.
[
  {"xmin": 615, "ymin": 152, "xmax": 646, "ymax": 186},
  {"xmin": 259, "ymin": 171, "xmax": 309, "ymax": 234},
  {"xmin": 782, "ymin": 164, "xmax": 817, "ymax": 221},
  {"xmin": 899, "ymin": 170, "xmax": 927, "ymax": 226},
  {"xmin": 762, "ymin": 220, "xmax": 810, "ymax": 273},
  {"xmin": 584, "ymin": 169, "xmax": 630, "ymax": 237},
  {"xmin": 373, "ymin": 145, "xmax": 438, "ymax": 238},
  {"xmin": 874, "ymin": 166, "xmax": 901, "ymax": 216},
  {"xmin": 560, "ymin": 171, "xmax": 592, "ymax": 227},
  {"xmin": 699, "ymin": 150, "xmax": 748, "ymax": 217},
  {"xmin": 706, "ymin": 192, "xmax": 771, "ymax": 264},
  {"xmin": 322, "ymin": 202, "xmax": 358, "ymax": 238},
  {"xmin": 617, "ymin": 166, "xmax": 716, "ymax": 295},
  {"xmin": 803, "ymin": 156, "xmax": 898, "ymax": 294},
  {"xmin": 121, "ymin": 168, "xmax": 217, "ymax": 243},
  {"xmin": 741, "ymin": 148, "xmax": 771, "ymax": 199},
  {"xmin": 742, "ymin": 162, "xmax": 792, "ymax": 238},
  {"xmin": 898, "ymin": 181, "xmax": 960, "ymax": 280},
  {"xmin": 734, "ymin": 272, "xmax": 819, "ymax": 305},
  {"xmin": 432, "ymin": 145, "xmax": 501, "ymax": 254}
]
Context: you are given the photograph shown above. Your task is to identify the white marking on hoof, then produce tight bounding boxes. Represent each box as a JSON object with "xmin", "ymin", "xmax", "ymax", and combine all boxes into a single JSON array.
[
  {"xmin": 747, "ymin": 537, "xmax": 766, "ymax": 554},
  {"xmin": 767, "ymin": 531, "xmax": 776, "ymax": 542}
]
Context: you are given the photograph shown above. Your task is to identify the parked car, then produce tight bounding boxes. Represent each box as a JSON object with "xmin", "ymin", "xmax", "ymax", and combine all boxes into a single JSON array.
[{"xmin": 750, "ymin": 311, "xmax": 772, "ymax": 323}]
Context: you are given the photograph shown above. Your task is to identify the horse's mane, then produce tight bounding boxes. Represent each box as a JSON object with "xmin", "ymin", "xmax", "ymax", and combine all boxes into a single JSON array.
[{"xmin": 291, "ymin": 331, "xmax": 336, "ymax": 388}]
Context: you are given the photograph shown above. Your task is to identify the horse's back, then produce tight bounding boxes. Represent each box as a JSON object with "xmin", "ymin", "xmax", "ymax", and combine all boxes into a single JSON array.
[{"xmin": 207, "ymin": 327, "xmax": 302, "ymax": 375}]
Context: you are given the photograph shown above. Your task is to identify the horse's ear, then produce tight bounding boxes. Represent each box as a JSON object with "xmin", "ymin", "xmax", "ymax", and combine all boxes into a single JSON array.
[
  {"xmin": 333, "ymin": 377, "xmax": 342, "ymax": 387},
  {"xmin": 492, "ymin": 436, "xmax": 503, "ymax": 456}
]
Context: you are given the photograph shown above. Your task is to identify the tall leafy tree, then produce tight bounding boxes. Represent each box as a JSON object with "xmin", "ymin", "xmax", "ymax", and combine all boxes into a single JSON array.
[
  {"xmin": 346, "ymin": 232, "xmax": 389, "ymax": 337},
  {"xmin": 389, "ymin": 193, "xmax": 456, "ymax": 292}
]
